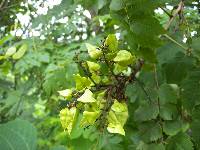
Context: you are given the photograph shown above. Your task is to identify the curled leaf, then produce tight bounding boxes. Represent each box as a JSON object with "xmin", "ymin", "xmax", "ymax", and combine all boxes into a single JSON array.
[
  {"xmin": 77, "ymin": 89, "xmax": 96, "ymax": 103},
  {"xmin": 86, "ymin": 43, "xmax": 102, "ymax": 59}
]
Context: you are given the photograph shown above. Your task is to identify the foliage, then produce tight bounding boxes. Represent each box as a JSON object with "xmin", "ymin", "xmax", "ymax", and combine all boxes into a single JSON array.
[{"xmin": 0, "ymin": 0, "xmax": 200, "ymax": 150}]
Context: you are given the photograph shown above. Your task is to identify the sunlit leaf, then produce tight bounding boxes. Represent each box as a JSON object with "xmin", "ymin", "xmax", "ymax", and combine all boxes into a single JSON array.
[
  {"xmin": 86, "ymin": 43, "xmax": 102, "ymax": 59},
  {"xmin": 59, "ymin": 107, "xmax": 77, "ymax": 135},
  {"xmin": 58, "ymin": 89, "xmax": 72, "ymax": 99},
  {"xmin": 80, "ymin": 111, "xmax": 100, "ymax": 126},
  {"xmin": 105, "ymin": 34, "xmax": 118, "ymax": 52},
  {"xmin": 114, "ymin": 50, "xmax": 135, "ymax": 66},
  {"xmin": 77, "ymin": 89, "xmax": 96, "ymax": 103},
  {"xmin": 86, "ymin": 61, "xmax": 100, "ymax": 72},
  {"xmin": 12, "ymin": 44, "xmax": 28, "ymax": 59},
  {"xmin": 74, "ymin": 74, "xmax": 91, "ymax": 91},
  {"xmin": 5, "ymin": 46, "xmax": 16, "ymax": 57}
]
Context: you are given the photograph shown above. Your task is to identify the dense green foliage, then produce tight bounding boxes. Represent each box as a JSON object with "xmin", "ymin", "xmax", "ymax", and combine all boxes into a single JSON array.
[{"xmin": 0, "ymin": 0, "xmax": 200, "ymax": 149}]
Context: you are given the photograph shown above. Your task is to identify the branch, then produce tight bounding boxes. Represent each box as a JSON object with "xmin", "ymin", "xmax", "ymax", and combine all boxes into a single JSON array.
[{"xmin": 165, "ymin": 1, "xmax": 184, "ymax": 30}]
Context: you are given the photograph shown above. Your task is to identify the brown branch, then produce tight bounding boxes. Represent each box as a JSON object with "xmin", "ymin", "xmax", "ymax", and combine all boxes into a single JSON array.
[{"xmin": 165, "ymin": 1, "xmax": 184, "ymax": 30}]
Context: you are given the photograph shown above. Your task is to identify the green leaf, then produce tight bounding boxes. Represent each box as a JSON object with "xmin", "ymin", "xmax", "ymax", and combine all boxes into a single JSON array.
[
  {"xmin": 5, "ymin": 47, "xmax": 16, "ymax": 57},
  {"xmin": 163, "ymin": 52, "xmax": 195, "ymax": 84},
  {"xmin": 157, "ymin": 41, "xmax": 184, "ymax": 65},
  {"xmin": 147, "ymin": 143, "xmax": 165, "ymax": 150},
  {"xmin": 77, "ymin": 89, "xmax": 96, "ymax": 103},
  {"xmin": 107, "ymin": 100, "xmax": 128, "ymax": 136},
  {"xmin": 111, "ymin": 100, "xmax": 128, "ymax": 126},
  {"xmin": 114, "ymin": 50, "xmax": 135, "ymax": 66},
  {"xmin": 110, "ymin": 0, "xmax": 123, "ymax": 11},
  {"xmin": 86, "ymin": 61, "xmax": 100, "ymax": 72},
  {"xmin": 125, "ymin": 83, "xmax": 146, "ymax": 103},
  {"xmin": 105, "ymin": 34, "xmax": 118, "ymax": 52},
  {"xmin": 158, "ymin": 83, "xmax": 178, "ymax": 105},
  {"xmin": 74, "ymin": 74, "xmax": 91, "ymax": 91},
  {"xmin": 86, "ymin": 43, "xmax": 102, "ymax": 59},
  {"xmin": 134, "ymin": 104, "xmax": 159, "ymax": 122},
  {"xmin": 80, "ymin": 111, "xmax": 100, "ymax": 126},
  {"xmin": 191, "ymin": 106, "xmax": 200, "ymax": 145},
  {"xmin": 181, "ymin": 69, "xmax": 200, "ymax": 111},
  {"xmin": 58, "ymin": 89, "xmax": 72, "ymax": 99},
  {"xmin": 91, "ymin": 73, "xmax": 101, "ymax": 84},
  {"xmin": 12, "ymin": 44, "xmax": 28, "ymax": 60},
  {"xmin": 138, "ymin": 121, "xmax": 162, "ymax": 142},
  {"xmin": 163, "ymin": 120, "xmax": 182, "ymax": 136},
  {"xmin": 137, "ymin": 142, "xmax": 165, "ymax": 150},
  {"xmin": 166, "ymin": 132, "xmax": 193, "ymax": 150},
  {"xmin": 0, "ymin": 119, "xmax": 37, "ymax": 150},
  {"xmin": 50, "ymin": 145, "xmax": 66, "ymax": 150},
  {"xmin": 107, "ymin": 111, "xmax": 125, "ymax": 136},
  {"xmin": 191, "ymin": 37, "xmax": 200, "ymax": 59},
  {"xmin": 59, "ymin": 107, "xmax": 77, "ymax": 135},
  {"xmin": 111, "ymin": 100, "xmax": 127, "ymax": 112},
  {"xmin": 159, "ymin": 104, "xmax": 178, "ymax": 120}
]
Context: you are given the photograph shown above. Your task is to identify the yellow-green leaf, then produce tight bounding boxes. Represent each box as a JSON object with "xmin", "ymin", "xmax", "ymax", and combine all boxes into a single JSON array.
[
  {"xmin": 86, "ymin": 61, "xmax": 100, "ymax": 72},
  {"xmin": 113, "ymin": 63, "xmax": 127, "ymax": 75},
  {"xmin": 12, "ymin": 44, "xmax": 27, "ymax": 59},
  {"xmin": 111, "ymin": 100, "xmax": 128, "ymax": 126},
  {"xmin": 105, "ymin": 34, "xmax": 118, "ymax": 52},
  {"xmin": 74, "ymin": 74, "xmax": 91, "ymax": 91},
  {"xmin": 107, "ymin": 111, "xmax": 125, "ymax": 135},
  {"xmin": 91, "ymin": 73, "xmax": 101, "ymax": 84},
  {"xmin": 80, "ymin": 111, "xmax": 100, "ymax": 126},
  {"xmin": 106, "ymin": 100, "xmax": 128, "ymax": 135},
  {"xmin": 5, "ymin": 46, "xmax": 16, "ymax": 57},
  {"xmin": 86, "ymin": 43, "xmax": 102, "ymax": 59},
  {"xmin": 114, "ymin": 50, "xmax": 135, "ymax": 66},
  {"xmin": 58, "ymin": 89, "xmax": 72, "ymax": 99},
  {"xmin": 111, "ymin": 100, "xmax": 127, "ymax": 112},
  {"xmin": 59, "ymin": 107, "xmax": 77, "ymax": 135},
  {"xmin": 77, "ymin": 89, "xmax": 96, "ymax": 103}
]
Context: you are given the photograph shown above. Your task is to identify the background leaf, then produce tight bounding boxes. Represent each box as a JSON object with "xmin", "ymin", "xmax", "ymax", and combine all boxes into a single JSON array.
[{"xmin": 0, "ymin": 119, "xmax": 37, "ymax": 150}]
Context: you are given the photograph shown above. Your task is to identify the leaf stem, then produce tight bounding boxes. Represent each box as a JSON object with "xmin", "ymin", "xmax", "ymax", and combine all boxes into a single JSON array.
[{"xmin": 163, "ymin": 34, "xmax": 188, "ymax": 50}]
